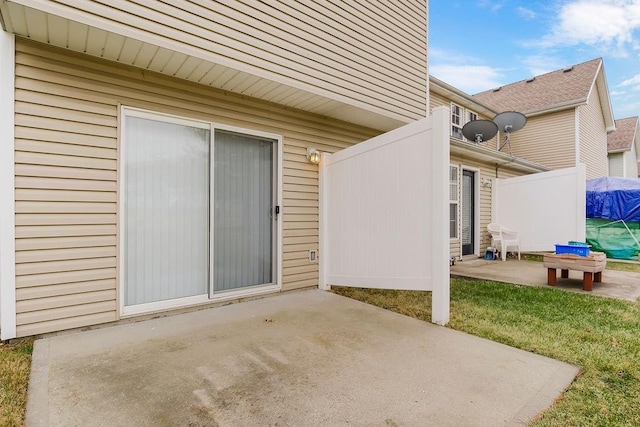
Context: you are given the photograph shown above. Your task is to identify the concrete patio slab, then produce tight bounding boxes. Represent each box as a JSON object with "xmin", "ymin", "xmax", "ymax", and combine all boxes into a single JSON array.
[
  {"xmin": 452, "ymin": 258, "xmax": 640, "ymax": 302},
  {"xmin": 26, "ymin": 290, "xmax": 579, "ymax": 427}
]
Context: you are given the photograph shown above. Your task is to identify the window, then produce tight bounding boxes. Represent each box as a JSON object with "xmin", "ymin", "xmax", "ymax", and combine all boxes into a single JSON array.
[
  {"xmin": 467, "ymin": 110, "xmax": 478, "ymax": 123},
  {"xmin": 449, "ymin": 165, "xmax": 459, "ymax": 239},
  {"xmin": 451, "ymin": 103, "xmax": 463, "ymax": 139}
]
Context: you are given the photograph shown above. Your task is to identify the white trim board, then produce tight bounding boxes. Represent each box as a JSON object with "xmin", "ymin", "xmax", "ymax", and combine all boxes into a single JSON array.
[{"xmin": 0, "ymin": 31, "xmax": 16, "ymax": 340}]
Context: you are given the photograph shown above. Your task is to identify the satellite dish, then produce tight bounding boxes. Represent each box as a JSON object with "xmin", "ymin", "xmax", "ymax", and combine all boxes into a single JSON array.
[
  {"xmin": 494, "ymin": 111, "xmax": 527, "ymax": 152},
  {"xmin": 462, "ymin": 120, "xmax": 498, "ymax": 144},
  {"xmin": 493, "ymin": 111, "xmax": 527, "ymax": 133}
]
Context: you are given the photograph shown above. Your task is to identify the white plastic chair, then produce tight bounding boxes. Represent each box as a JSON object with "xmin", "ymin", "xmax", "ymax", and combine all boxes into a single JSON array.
[{"xmin": 487, "ymin": 223, "xmax": 521, "ymax": 261}]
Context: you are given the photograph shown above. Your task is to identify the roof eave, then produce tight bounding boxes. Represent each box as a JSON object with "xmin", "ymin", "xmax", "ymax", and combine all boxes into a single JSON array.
[
  {"xmin": 430, "ymin": 76, "xmax": 498, "ymax": 118},
  {"xmin": 450, "ymin": 139, "xmax": 549, "ymax": 174},
  {"xmin": 522, "ymin": 98, "xmax": 587, "ymax": 118}
]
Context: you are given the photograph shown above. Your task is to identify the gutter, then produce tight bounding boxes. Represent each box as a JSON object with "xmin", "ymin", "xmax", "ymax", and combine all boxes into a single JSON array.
[{"xmin": 450, "ymin": 139, "xmax": 549, "ymax": 175}]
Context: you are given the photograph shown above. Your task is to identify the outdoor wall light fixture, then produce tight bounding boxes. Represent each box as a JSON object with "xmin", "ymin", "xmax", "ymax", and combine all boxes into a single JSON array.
[{"xmin": 306, "ymin": 147, "xmax": 321, "ymax": 164}]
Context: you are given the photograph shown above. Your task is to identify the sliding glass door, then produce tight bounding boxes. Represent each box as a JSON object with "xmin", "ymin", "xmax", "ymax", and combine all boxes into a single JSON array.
[
  {"xmin": 122, "ymin": 109, "xmax": 278, "ymax": 313},
  {"xmin": 213, "ymin": 130, "xmax": 275, "ymax": 292}
]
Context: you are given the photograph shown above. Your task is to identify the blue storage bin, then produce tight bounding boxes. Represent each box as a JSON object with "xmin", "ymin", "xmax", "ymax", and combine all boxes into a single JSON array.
[{"xmin": 555, "ymin": 244, "xmax": 590, "ymax": 257}]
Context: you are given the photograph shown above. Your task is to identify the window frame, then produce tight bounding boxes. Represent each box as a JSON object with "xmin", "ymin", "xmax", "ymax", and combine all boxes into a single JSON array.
[
  {"xmin": 451, "ymin": 103, "xmax": 464, "ymax": 140},
  {"xmin": 449, "ymin": 165, "xmax": 459, "ymax": 240}
]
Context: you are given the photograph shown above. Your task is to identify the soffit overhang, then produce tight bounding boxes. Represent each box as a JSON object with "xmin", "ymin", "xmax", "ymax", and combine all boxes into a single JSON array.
[{"xmin": 0, "ymin": 1, "xmax": 409, "ymax": 131}]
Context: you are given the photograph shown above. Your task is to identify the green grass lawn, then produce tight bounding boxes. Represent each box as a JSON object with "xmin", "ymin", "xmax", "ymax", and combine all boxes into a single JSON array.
[
  {"xmin": 0, "ymin": 338, "xmax": 33, "ymax": 427},
  {"xmin": 334, "ymin": 279, "xmax": 640, "ymax": 426}
]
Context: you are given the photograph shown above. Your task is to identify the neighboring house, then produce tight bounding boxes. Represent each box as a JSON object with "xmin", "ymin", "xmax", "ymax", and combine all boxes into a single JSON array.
[
  {"xmin": 429, "ymin": 77, "xmax": 548, "ymax": 259},
  {"xmin": 474, "ymin": 58, "xmax": 615, "ymax": 180},
  {"xmin": 0, "ymin": 2, "xmax": 427, "ymax": 339},
  {"xmin": 608, "ymin": 117, "xmax": 640, "ymax": 178}
]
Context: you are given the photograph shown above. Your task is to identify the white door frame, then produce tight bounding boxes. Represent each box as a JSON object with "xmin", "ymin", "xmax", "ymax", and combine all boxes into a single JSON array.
[
  {"xmin": 118, "ymin": 106, "xmax": 283, "ymax": 317},
  {"xmin": 461, "ymin": 166, "xmax": 480, "ymax": 257}
]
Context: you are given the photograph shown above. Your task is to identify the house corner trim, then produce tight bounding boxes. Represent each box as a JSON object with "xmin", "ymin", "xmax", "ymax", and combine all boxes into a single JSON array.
[{"xmin": 0, "ymin": 31, "xmax": 16, "ymax": 340}]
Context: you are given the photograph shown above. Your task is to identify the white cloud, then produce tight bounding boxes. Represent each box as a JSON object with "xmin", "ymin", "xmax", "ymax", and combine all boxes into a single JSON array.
[
  {"xmin": 534, "ymin": 0, "xmax": 640, "ymax": 55},
  {"xmin": 516, "ymin": 7, "xmax": 537, "ymax": 19},
  {"xmin": 430, "ymin": 64, "xmax": 505, "ymax": 93},
  {"xmin": 619, "ymin": 74, "xmax": 640, "ymax": 87},
  {"xmin": 478, "ymin": 0, "xmax": 506, "ymax": 12},
  {"xmin": 520, "ymin": 55, "xmax": 566, "ymax": 78}
]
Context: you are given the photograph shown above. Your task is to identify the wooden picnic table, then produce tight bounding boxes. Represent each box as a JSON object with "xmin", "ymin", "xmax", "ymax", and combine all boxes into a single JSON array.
[{"xmin": 543, "ymin": 252, "xmax": 606, "ymax": 291}]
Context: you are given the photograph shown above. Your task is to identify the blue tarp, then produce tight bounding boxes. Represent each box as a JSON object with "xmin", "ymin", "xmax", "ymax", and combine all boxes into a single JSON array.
[{"xmin": 586, "ymin": 177, "xmax": 640, "ymax": 221}]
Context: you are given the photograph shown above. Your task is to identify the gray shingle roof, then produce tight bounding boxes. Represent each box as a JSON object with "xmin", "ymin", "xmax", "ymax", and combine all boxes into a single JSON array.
[
  {"xmin": 608, "ymin": 116, "xmax": 638, "ymax": 152},
  {"xmin": 473, "ymin": 58, "xmax": 602, "ymax": 113}
]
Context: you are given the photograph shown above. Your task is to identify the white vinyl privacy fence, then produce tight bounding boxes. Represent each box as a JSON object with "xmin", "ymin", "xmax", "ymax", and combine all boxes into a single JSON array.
[
  {"xmin": 319, "ymin": 107, "xmax": 450, "ymax": 325},
  {"xmin": 492, "ymin": 164, "xmax": 586, "ymax": 252}
]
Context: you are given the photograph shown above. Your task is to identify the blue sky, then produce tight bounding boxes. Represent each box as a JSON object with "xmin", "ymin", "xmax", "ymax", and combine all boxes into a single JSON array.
[{"xmin": 429, "ymin": 0, "xmax": 640, "ymax": 120}]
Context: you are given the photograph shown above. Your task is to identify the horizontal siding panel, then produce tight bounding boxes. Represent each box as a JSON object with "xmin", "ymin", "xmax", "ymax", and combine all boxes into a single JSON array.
[
  {"xmin": 283, "ymin": 258, "xmax": 315, "ymax": 268},
  {"xmin": 282, "ymin": 278, "xmax": 318, "ymax": 291},
  {"xmin": 283, "ymin": 264, "xmax": 318, "ymax": 276},
  {"xmin": 283, "ymin": 199, "xmax": 318, "ymax": 208},
  {"xmin": 16, "ymin": 224, "xmax": 116, "ymax": 238},
  {"xmin": 15, "ymin": 235, "xmax": 117, "ymax": 251},
  {"xmin": 283, "ymin": 243, "xmax": 318, "ymax": 252},
  {"xmin": 16, "ymin": 246, "xmax": 116, "ymax": 263},
  {"xmin": 15, "ymin": 176, "xmax": 117, "ymax": 192},
  {"xmin": 282, "ymin": 236, "xmax": 318, "ymax": 245},
  {"xmin": 15, "ymin": 101, "xmax": 116, "ymax": 127},
  {"xmin": 17, "ymin": 301, "xmax": 115, "ymax": 326},
  {"xmin": 16, "ymin": 311, "xmax": 117, "ymax": 337},
  {"xmin": 15, "ymin": 164, "xmax": 117, "ymax": 180},
  {"xmin": 282, "ymin": 183, "xmax": 318, "ymax": 194},
  {"xmin": 15, "ymin": 88, "xmax": 115, "ymax": 116},
  {"xmin": 17, "ymin": 289, "xmax": 116, "ymax": 313},
  {"xmin": 282, "ymin": 250, "xmax": 312, "ymax": 261},
  {"xmin": 284, "ymin": 168, "xmax": 317, "ymax": 179},
  {"xmin": 283, "ymin": 229, "xmax": 317, "ymax": 238},
  {"xmin": 16, "ymin": 279, "xmax": 115, "ymax": 300},
  {"xmin": 15, "ymin": 112, "xmax": 116, "ymax": 138},
  {"xmin": 282, "ymin": 206, "xmax": 318, "ymax": 215},
  {"xmin": 283, "ymin": 214, "xmax": 319, "ymax": 222},
  {"xmin": 16, "ymin": 268, "xmax": 117, "ymax": 288},
  {"xmin": 16, "ymin": 126, "xmax": 117, "ymax": 148},
  {"xmin": 285, "ymin": 176, "xmax": 318, "ymax": 186},
  {"xmin": 16, "ymin": 257, "xmax": 116, "ymax": 276},
  {"xmin": 15, "ymin": 151, "xmax": 117, "ymax": 170},
  {"xmin": 282, "ymin": 271, "xmax": 318, "ymax": 283},
  {"xmin": 283, "ymin": 222, "xmax": 318, "ymax": 230},
  {"xmin": 16, "ymin": 201, "xmax": 116, "ymax": 214},
  {"xmin": 16, "ymin": 189, "xmax": 117, "ymax": 202},
  {"xmin": 283, "ymin": 191, "xmax": 318, "ymax": 200},
  {"xmin": 15, "ymin": 213, "xmax": 116, "ymax": 226},
  {"xmin": 16, "ymin": 139, "xmax": 117, "ymax": 159}
]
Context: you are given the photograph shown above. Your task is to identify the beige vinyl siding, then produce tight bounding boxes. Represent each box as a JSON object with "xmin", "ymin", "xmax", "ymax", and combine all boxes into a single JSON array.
[
  {"xmin": 10, "ymin": 0, "xmax": 426, "ymax": 122},
  {"xmin": 624, "ymin": 148, "xmax": 639, "ymax": 178},
  {"xmin": 578, "ymin": 88, "xmax": 608, "ymax": 179},
  {"xmin": 608, "ymin": 153, "xmax": 624, "ymax": 177},
  {"xmin": 14, "ymin": 39, "xmax": 379, "ymax": 337},
  {"xmin": 508, "ymin": 110, "xmax": 576, "ymax": 170}
]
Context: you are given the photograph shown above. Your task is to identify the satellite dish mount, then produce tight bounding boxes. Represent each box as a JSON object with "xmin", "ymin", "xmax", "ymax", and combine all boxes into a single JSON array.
[
  {"xmin": 461, "ymin": 120, "xmax": 498, "ymax": 144},
  {"xmin": 494, "ymin": 111, "xmax": 527, "ymax": 152}
]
